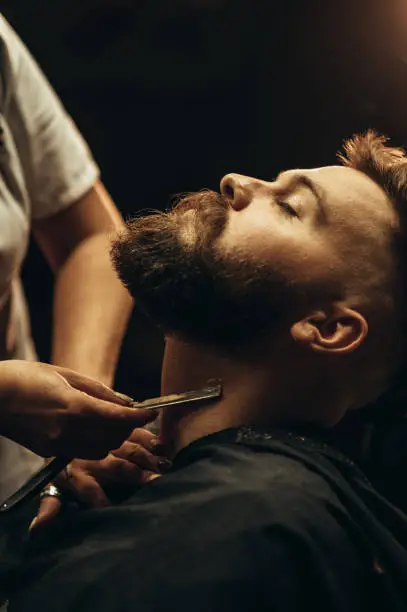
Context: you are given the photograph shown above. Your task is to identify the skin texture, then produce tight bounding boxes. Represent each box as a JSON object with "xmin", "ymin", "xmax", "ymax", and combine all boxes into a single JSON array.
[
  {"xmin": 33, "ymin": 179, "xmax": 133, "ymax": 388},
  {"xmin": 0, "ymin": 360, "xmax": 159, "ymax": 458},
  {"xmin": 218, "ymin": 167, "xmax": 396, "ymax": 289},
  {"xmin": 31, "ymin": 427, "xmax": 165, "ymax": 531},
  {"xmin": 28, "ymin": 179, "xmax": 134, "ymax": 524},
  {"xmin": 112, "ymin": 164, "xmax": 400, "ymax": 457},
  {"xmin": 35, "ymin": 161, "xmax": 401, "ymax": 527}
]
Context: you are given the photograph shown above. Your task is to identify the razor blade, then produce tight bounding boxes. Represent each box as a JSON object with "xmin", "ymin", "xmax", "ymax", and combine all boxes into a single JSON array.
[{"xmin": 0, "ymin": 380, "xmax": 222, "ymax": 513}]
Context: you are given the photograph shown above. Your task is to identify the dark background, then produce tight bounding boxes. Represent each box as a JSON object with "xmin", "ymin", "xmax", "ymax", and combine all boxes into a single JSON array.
[{"xmin": 2, "ymin": 0, "xmax": 407, "ymax": 400}]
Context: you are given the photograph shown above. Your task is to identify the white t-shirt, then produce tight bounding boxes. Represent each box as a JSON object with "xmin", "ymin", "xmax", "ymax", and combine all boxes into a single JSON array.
[{"xmin": 0, "ymin": 15, "xmax": 100, "ymax": 501}]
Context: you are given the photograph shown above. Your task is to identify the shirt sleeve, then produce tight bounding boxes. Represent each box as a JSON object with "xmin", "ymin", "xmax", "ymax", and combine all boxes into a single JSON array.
[{"xmin": 0, "ymin": 15, "xmax": 100, "ymax": 220}]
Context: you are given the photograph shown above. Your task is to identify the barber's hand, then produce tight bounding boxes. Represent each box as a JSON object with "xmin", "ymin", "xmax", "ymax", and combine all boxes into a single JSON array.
[
  {"xmin": 30, "ymin": 427, "xmax": 170, "ymax": 530},
  {"xmin": 0, "ymin": 360, "xmax": 158, "ymax": 459}
]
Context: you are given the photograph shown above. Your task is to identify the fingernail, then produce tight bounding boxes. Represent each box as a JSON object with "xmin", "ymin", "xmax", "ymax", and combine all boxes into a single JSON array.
[
  {"xmin": 157, "ymin": 458, "xmax": 172, "ymax": 473},
  {"xmin": 150, "ymin": 438, "xmax": 167, "ymax": 455},
  {"xmin": 114, "ymin": 391, "xmax": 135, "ymax": 404},
  {"xmin": 28, "ymin": 517, "xmax": 38, "ymax": 532}
]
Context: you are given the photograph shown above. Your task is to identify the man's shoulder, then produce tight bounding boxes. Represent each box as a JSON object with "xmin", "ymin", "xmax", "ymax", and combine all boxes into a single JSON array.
[
  {"xmin": 225, "ymin": 442, "xmax": 348, "ymax": 520},
  {"xmin": 6, "ymin": 437, "xmax": 376, "ymax": 612},
  {"xmin": 170, "ymin": 436, "xmax": 353, "ymax": 539},
  {"xmin": 208, "ymin": 434, "xmax": 343, "ymax": 496}
]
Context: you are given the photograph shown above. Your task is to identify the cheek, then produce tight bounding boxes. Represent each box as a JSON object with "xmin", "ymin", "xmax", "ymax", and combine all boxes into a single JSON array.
[
  {"xmin": 217, "ymin": 211, "xmax": 332, "ymax": 281},
  {"xmin": 219, "ymin": 209, "xmax": 292, "ymax": 253}
]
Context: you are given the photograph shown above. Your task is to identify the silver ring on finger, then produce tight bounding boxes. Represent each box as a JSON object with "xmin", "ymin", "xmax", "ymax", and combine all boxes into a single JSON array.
[{"xmin": 39, "ymin": 484, "xmax": 63, "ymax": 501}]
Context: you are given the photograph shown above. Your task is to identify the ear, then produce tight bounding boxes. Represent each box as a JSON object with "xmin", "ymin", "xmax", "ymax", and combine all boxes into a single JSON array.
[{"xmin": 290, "ymin": 305, "xmax": 368, "ymax": 355}]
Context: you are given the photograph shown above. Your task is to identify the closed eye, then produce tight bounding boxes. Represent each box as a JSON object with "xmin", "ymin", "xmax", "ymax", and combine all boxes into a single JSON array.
[{"xmin": 277, "ymin": 200, "xmax": 298, "ymax": 218}]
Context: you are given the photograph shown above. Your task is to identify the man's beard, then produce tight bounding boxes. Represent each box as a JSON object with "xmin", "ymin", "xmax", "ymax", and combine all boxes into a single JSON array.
[{"xmin": 111, "ymin": 191, "xmax": 325, "ymax": 358}]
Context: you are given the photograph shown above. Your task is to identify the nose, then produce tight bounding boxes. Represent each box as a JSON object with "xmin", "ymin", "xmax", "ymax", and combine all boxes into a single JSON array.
[{"xmin": 220, "ymin": 173, "xmax": 258, "ymax": 211}]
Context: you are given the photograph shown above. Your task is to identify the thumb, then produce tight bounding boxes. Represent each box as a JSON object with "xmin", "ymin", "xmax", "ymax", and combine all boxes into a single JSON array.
[
  {"xmin": 54, "ymin": 366, "xmax": 134, "ymax": 406},
  {"xmin": 29, "ymin": 495, "xmax": 61, "ymax": 532},
  {"xmin": 113, "ymin": 406, "xmax": 159, "ymax": 424},
  {"xmin": 88, "ymin": 400, "xmax": 159, "ymax": 426}
]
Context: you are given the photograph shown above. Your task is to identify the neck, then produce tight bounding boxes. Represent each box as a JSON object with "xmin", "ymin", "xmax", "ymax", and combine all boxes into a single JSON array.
[
  {"xmin": 159, "ymin": 338, "xmax": 349, "ymax": 456},
  {"xmin": 159, "ymin": 337, "xmax": 288, "ymax": 456}
]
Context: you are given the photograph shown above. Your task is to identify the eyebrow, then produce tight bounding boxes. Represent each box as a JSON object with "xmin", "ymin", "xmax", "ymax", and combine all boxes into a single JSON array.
[{"xmin": 276, "ymin": 172, "xmax": 328, "ymax": 223}]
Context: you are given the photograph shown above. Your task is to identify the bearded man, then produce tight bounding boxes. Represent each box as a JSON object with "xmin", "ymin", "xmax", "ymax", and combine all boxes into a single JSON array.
[{"xmin": 6, "ymin": 131, "xmax": 407, "ymax": 611}]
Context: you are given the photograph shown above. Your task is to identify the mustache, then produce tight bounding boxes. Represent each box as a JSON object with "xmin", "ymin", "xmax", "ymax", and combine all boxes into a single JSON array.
[
  {"xmin": 171, "ymin": 189, "xmax": 229, "ymax": 246},
  {"xmin": 171, "ymin": 189, "xmax": 229, "ymax": 214},
  {"xmin": 118, "ymin": 190, "xmax": 229, "ymax": 251},
  {"xmin": 150, "ymin": 189, "xmax": 228, "ymax": 249},
  {"xmin": 110, "ymin": 189, "xmax": 230, "ymax": 296}
]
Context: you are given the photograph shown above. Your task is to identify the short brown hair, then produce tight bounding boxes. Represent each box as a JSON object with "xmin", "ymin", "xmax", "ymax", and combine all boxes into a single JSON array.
[
  {"xmin": 339, "ymin": 130, "xmax": 407, "ymax": 215},
  {"xmin": 339, "ymin": 130, "xmax": 407, "ymax": 417}
]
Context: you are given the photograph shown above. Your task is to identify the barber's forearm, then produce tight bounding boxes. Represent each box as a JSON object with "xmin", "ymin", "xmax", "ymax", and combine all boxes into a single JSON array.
[{"xmin": 51, "ymin": 233, "xmax": 133, "ymax": 387}]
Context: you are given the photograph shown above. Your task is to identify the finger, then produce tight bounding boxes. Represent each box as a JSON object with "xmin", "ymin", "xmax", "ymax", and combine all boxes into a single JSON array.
[
  {"xmin": 111, "ymin": 442, "xmax": 171, "ymax": 474},
  {"xmin": 67, "ymin": 420, "xmax": 158, "ymax": 461},
  {"xmin": 144, "ymin": 472, "xmax": 161, "ymax": 485},
  {"xmin": 64, "ymin": 470, "xmax": 110, "ymax": 508},
  {"xmin": 96, "ymin": 453, "xmax": 151, "ymax": 485},
  {"xmin": 53, "ymin": 462, "xmax": 111, "ymax": 507},
  {"xmin": 126, "ymin": 428, "xmax": 159, "ymax": 449},
  {"xmin": 149, "ymin": 438, "xmax": 170, "ymax": 456},
  {"xmin": 54, "ymin": 366, "xmax": 133, "ymax": 406},
  {"xmin": 72, "ymin": 393, "xmax": 159, "ymax": 428},
  {"xmin": 29, "ymin": 495, "xmax": 61, "ymax": 531},
  {"xmin": 127, "ymin": 427, "xmax": 168, "ymax": 457},
  {"xmin": 125, "ymin": 428, "xmax": 169, "ymax": 457},
  {"xmin": 96, "ymin": 403, "xmax": 160, "ymax": 427},
  {"xmin": 54, "ymin": 464, "xmax": 74, "ymax": 488},
  {"xmin": 59, "ymin": 400, "xmax": 160, "ymax": 459}
]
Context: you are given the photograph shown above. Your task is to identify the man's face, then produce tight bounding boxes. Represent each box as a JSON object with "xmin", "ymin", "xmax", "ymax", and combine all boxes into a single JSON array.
[
  {"xmin": 218, "ymin": 165, "xmax": 396, "ymax": 288},
  {"xmin": 112, "ymin": 165, "xmax": 397, "ymax": 357}
]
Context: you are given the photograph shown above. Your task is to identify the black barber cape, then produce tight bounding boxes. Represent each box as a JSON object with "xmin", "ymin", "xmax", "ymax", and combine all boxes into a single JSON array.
[{"xmin": 3, "ymin": 427, "xmax": 407, "ymax": 612}]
